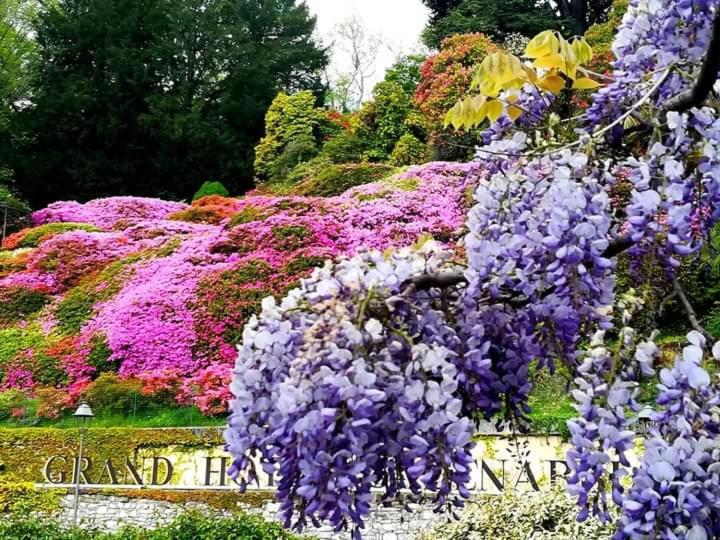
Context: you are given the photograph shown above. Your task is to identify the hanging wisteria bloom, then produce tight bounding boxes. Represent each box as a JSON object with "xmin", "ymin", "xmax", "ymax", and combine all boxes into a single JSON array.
[
  {"xmin": 225, "ymin": 0, "xmax": 720, "ymax": 538},
  {"xmin": 226, "ymin": 243, "xmax": 474, "ymax": 538}
]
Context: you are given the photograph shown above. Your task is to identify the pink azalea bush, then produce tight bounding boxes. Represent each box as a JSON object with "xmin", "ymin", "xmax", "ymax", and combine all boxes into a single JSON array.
[{"xmin": 0, "ymin": 163, "xmax": 480, "ymax": 415}]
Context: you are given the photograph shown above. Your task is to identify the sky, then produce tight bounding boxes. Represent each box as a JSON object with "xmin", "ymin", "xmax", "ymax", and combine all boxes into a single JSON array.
[{"xmin": 305, "ymin": 0, "xmax": 430, "ymax": 95}]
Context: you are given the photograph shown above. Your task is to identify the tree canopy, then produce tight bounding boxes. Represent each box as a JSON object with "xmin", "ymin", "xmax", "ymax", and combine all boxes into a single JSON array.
[
  {"xmin": 7, "ymin": 0, "xmax": 327, "ymax": 207},
  {"xmin": 421, "ymin": 0, "xmax": 615, "ymax": 48}
]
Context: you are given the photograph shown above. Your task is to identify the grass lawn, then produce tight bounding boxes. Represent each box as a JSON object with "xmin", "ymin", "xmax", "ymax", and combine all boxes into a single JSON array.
[{"xmin": 0, "ymin": 402, "xmax": 226, "ymax": 429}]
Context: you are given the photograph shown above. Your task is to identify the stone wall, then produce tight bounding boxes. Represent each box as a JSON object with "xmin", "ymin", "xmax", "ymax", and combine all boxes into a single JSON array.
[{"xmin": 54, "ymin": 493, "xmax": 446, "ymax": 540}]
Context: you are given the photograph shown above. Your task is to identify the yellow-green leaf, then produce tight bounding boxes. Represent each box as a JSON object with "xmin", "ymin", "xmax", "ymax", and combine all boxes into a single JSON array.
[
  {"xmin": 572, "ymin": 77, "xmax": 601, "ymax": 90},
  {"xmin": 570, "ymin": 37, "xmax": 593, "ymax": 64},
  {"xmin": 558, "ymin": 38, "xmax": 577, "ymax": 79},
  {"xmin": 533, "ymin": 53, "xmax": 565, "ymax": 71},
  {"xmin": 525, "ymin": 30, "xmax": 559, "ymax": 59},
  {"xmin": 486, "ymin": 99, "xmax": 504, "ymax": 123},
  {"xmin": 537, "ymin": 74, "xmax": 566, "ymax": 94},
  {"xmin": 506, "ymin": 104, "xmax": 523, "ymax": 122}
]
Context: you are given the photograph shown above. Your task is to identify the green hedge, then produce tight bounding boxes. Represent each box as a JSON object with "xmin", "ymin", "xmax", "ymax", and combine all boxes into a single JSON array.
[
  {"xmin": 0, "ymin": 511, "xmax": 302, "ymax": 540},
  {"xmin": 0, "ymin": 427, "xmax": 224, "ymax": 483},
  {"xmin": 287, "ymin": 160, "xmax": 396, "ymax": 197}
]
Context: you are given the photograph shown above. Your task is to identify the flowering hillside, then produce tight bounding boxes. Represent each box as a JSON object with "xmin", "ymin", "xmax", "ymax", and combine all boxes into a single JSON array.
[{"xmin": 0, "ymin": 162, "xmax": 479, "ymax": 415}]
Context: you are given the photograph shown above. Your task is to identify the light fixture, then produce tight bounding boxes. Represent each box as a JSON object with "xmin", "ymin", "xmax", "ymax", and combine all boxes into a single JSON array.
[{"xmin": 73, "ymin": 402, "xmax": 94, "ymax": 525}]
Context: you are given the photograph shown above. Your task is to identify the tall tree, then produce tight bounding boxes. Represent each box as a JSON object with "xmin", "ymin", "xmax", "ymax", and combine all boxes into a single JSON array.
[
  {"xmin": 11, "ymin": 0, "xmax": 327, "ymax": 207},
  {"xmin": 326, "ymin": 16, "xmax": 383, "ymax": 111},
  {"xmin": 0, "ymin": 0, "xmax": 37, "ymax": 190},
  {"xmin": 421, "ymin": 0, "xmax": 614, "ymax": 48},
  {"xmin": 422, "ymin": 0, "xmax": 562, "ymax": 47}
]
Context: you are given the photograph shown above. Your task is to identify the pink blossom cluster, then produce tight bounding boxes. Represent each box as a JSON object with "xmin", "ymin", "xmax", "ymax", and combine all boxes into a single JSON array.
[
  {"xmin": 32, "ymin": 197, "xmax": 188, "ymax": 229},
  {"xmin": 0, "ymin": 162, "xmax": 479, "ymax": 414}
]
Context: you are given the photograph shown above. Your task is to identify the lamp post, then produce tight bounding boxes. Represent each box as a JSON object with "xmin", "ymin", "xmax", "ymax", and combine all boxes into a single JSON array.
[{"xmin": 73, "ymin": 402, "xmax": 94, "ymax": 526}]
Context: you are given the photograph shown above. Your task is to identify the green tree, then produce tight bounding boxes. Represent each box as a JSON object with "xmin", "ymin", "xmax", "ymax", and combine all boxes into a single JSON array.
[
  {"xmin": 254, "ymin": 91, "xmax": 326, "ymax": 182},
  {"xmin": 421, "ymin": 0, "xmax": 615, "ymax": 48},
  {"xmin": 11, "ymin": 0, "xmax": 327, "ymax": 207},
  {"xmin": 422, "ymin": 0, "xmax": 562, "ymax": 47},
  {"xmin": 0, "ymin": 0, "xmax": 37, "ymax": 191}
]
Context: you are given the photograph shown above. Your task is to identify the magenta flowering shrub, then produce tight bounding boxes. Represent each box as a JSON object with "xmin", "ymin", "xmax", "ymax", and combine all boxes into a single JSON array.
[
  {"xmin": 0, "ymin": 162, "xmax": 477, "ymax": 414},
  {"xmin": 32, "ymin": 197, "xmax": 187, "ymax": 228}
]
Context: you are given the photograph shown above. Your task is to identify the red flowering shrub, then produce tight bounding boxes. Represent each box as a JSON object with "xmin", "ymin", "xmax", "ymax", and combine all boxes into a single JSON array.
[
  {"xmin": 35, "ymin": 387, "xmax": 72, "ymax": 419},
  {"xmin": 415, "ymin": 33, "xmax": 498, "ymax": 159}
]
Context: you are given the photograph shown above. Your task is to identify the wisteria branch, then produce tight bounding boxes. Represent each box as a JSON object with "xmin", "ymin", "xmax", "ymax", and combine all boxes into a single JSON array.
[
  {"xmin": 665, "ymin": 9, "xmax": 720, "ymax": 112},
  {"xmin": 672, "ymin": 277, "xmax": 713, "ymax": 342},
  {"xmin": 405, "ymin": 234, "xmax": 635, "ymax": 294}
]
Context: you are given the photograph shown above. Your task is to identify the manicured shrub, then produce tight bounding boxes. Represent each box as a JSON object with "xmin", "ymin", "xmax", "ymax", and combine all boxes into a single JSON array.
[
  {"xmin": 191, "ymin": 181, "xmax": 229, "ymax": 202},
  {"xmin": 0, "ymin": 511, "xmax": 302, "ymax": 540},
  {"xmin": 419, "ymin": 486, "xmax": 614, "ymax": 540},
  {"xmin": 288, "ymin": 161, "xmax": 396, "ymax": 197},
  {"xmin": 389, "ymin": 133, "xmax": 432, "ymax": 166}
]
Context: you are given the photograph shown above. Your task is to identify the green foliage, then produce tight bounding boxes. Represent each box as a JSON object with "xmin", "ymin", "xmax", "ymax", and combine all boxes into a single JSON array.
[
  {"xmin": 383, "ymin": 54, "xmax": 426, "ymax": 96},
  {"xmin": 584, "ymin": 0, "xmax": 629, "ymax": 55},
  {"xmin": 0, "ymin": 389, "xmax": 28, "ymax": 420},
  {"xmin": 318, "ymin": 129, "xmax": 367, "ymax": 164},
  {"xmin": 421, "ymin": 0, "xmax": 563, "ymax": 48},
  {"xmin": 11, "ymin": 223, "xmax": 101, "ymax": 249},
  {"xmin": 0, "ymin": 326, "xmax": 45, "ymax": 370},
  {"xmin": 228, "ymin": 206, "xmax": 272, "ymax": 227},
  {"xmin": 0, "ymin": 1, "xmax": 38, "ymax": 188},
  {"xmin": 389, "ymin": 133, "xmax": 432, "ymax": 166},
  {"xmin": 82, "ymin": 373, "xmax": 146, "ymax": 415},
  {"xmin": 54, "ymin": 289, "xmax": 98, "ymax": 335},
  {"xmin": 287, "ymin": 160, "xmax": 396, "ymax": 197},
  {"xmin": 356, "ymin": 81, "xmax": 415, "ymax": 161},
  {"xmin": 0, "ymin": 482, "xmax": 62, "ymax": 516},
  {"xmin": 419, "ymin": 486, "xmax": 614, "ymax": 540},
  {"xmin": 0, "ymin": 184, "xmax": 30, "ymax": 213},
  {"xmin": 272, "ymin": 225, "xmax": 310, "ymax": 251},
  {"xmin": 31, "ymin": 352, "xmax": 67, "ymax": 387},
  {"xmin": 192, "ymin": 181, "xmax": 229, "ymax": 202},
  {"xmin": 10, "ymin": 0, "xmax": 327, "ymax": 206},
  {"xmin": 0, "ymin": 512, "xmax": 302, "ymax": 540},
  {"xmin": 254, "ymin": 91, "xmax": 326, "ymax": 182},
  {"xmin": 86, "ymin": 335, "xmax": 114, "ymax": 374},
  {"xmin": 0, "ymin": 287, "xmax": 50, "ymax": 326}
]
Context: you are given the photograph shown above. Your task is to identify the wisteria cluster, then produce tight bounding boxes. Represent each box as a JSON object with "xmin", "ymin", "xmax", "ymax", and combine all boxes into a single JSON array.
[
  {"xmin": 0, "ymin": 163, "xmax": 474, "ymax": 414},
  {"xmin": 566, "ymin": 294, "xmax": 657, "ymax": 524},
  {"xmin": 225, "ymin": 1, "xmax": 720, "ymax": 539},
  {"xmin": 462, "ymin": 140, "xmax": 615, "ymax": 423},
  {"xmin": 614, "ymin": 332, "xmax": 720, "ymax": 539},
  {"xmin": 226, "ymin": 243, "xmax": 473, "ymax": 538}
]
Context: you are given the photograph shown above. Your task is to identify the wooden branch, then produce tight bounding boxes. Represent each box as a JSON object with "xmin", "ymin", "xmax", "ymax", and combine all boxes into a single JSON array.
[
  {"xmin": 398, "ymin": 234, "xmax": 636, "ymax": 303},
  {"xmin": 407, "ymin": 272, "xmax": 467, "ymax": 291},
  {"xmin": 665, "ymin": 8, "xmax": 720, "ymax": 112},
  {"xmin": 672, "ymin": 277, "xmax": 713, "ymax": 342}
]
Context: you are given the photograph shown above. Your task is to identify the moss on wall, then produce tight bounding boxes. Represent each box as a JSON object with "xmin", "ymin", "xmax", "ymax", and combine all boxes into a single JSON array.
[{"xmin": 0, "ymin": 427, "xmax": 224, "ymax": 484}]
